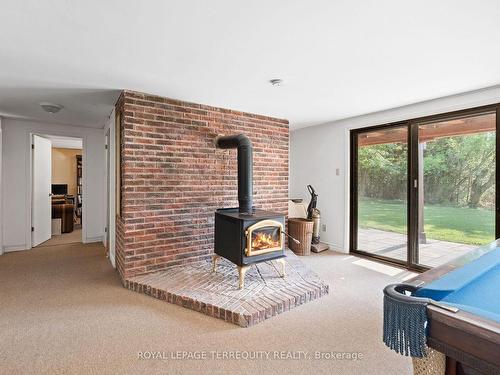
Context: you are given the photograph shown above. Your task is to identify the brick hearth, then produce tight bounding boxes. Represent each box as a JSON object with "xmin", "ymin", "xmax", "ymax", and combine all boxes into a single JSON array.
[{"xmin": 125, "ymin": 250, "xmax": 329, "ymax": 327}]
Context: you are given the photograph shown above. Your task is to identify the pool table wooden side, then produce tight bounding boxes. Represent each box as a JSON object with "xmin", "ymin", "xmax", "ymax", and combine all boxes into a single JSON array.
[{"xmin": 426, "ymin": 306, "xmax": 500, "ymax": 374}]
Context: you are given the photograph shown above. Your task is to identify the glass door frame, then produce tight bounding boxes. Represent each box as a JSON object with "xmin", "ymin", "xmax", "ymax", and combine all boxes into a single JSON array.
[
  {"xmin": 350, "ymin": 103, "xmax": 500, "ymax": 271},
  {"xmin": 350, "ymin": 121, "xmax": 414, "ymax": 269}
]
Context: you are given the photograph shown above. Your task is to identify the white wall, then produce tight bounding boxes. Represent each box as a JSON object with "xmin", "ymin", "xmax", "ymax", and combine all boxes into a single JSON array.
[
  {"xmin": 1, "ymin": 119, "xmax": 105, "ymax": 251},
  {"xmin": 103, "ymin": 109, "xmax": 116, "ymax": 267},
  {"xmin": 290, "ymin": 85, "xmax": 500, "ymax": 253},
  {"xmin": 290, "ymin": 124, "xmax": 346, "ymax": 250}
]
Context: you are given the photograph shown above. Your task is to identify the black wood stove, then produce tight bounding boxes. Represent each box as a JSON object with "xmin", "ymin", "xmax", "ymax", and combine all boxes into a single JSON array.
[{"xmin": 213, "ymin": 134, "xmax": 286, "ymax": 289}]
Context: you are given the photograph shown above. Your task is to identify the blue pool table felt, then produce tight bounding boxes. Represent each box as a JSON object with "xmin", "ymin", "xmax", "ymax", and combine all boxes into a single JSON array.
[{"xmin": 415, "ymin": 247, "xmax": 500, "ymax": 323}]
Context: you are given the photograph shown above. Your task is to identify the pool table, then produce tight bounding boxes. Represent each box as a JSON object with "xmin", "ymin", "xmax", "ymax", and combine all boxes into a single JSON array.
[{"xmin": 387, "ymin": 240, "xmax": 500, "ymax": 375}]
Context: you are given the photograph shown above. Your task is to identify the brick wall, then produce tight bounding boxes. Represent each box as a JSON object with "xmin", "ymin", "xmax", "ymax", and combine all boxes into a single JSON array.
[{"xmin": 115, "ymin": 90, "xmax": 289, "ymax": 281}]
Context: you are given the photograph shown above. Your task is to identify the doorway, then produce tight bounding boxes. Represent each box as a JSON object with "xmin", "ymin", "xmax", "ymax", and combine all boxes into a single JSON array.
[
  {"xmin": 105, "ymin": 128, "xmax": 110, "ymax": 256},
  {"xmin": 350, "ymin": 105, "xmax": 500, "ymax": 269},
  {"xmin": 31, "ymin": 134, "xmax": 84, "ymax": 247}
]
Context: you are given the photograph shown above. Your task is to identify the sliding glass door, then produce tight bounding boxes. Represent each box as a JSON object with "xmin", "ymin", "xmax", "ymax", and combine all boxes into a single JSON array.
[
  {"xmin": 351, "ymin": 105, "xmax": 499, "ymax": 269},
  {"xmin": 414, "ymin": 112, "xmax": 496, "ymax": 267},
  {"xmin": 352, "ymin": 125, "xmax": 409, "ymax": 265}
]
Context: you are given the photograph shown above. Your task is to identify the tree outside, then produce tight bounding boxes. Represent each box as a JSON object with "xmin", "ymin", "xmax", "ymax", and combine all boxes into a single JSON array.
[{"xmin": 358, "ymin": 131, "xmax": 495, "ymax": 245}]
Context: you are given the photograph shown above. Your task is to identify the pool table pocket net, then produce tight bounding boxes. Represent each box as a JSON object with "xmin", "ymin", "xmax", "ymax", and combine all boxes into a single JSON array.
[{"xmin": 383, "ymin": 283, "xmax": 430, "ymax": 358}]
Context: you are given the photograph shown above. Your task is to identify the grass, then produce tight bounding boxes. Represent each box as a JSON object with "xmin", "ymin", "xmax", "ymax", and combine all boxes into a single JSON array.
[{"xmin": 359, "ymin": 198, "xmax": 495, "ymax": 245}]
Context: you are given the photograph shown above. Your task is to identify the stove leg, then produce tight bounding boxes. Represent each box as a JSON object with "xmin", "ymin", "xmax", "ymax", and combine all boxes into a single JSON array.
[
  {"xmin": 276, "ymin": 258, "xmax": 286, "ymax": 277},
  {"xmin": 212, "ymin": 255, "xmax": 221, "ymax": 272},
  {"xmin": 238, "ymin": 265, "xmax": 249, "ymax": 289}
]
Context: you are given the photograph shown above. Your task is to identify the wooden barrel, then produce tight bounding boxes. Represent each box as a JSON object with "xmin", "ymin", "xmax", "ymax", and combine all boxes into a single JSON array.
[{"xmin": 288, "ymin": 218, "xmax": 314, "ymax": 256}]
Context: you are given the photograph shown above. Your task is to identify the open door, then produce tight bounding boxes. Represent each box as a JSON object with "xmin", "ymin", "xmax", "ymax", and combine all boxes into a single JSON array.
[
  {"xmin": 105, "ymin": 128, "xmax": 110, "ymax": 255},
  {"xmin": 32, "ymin": 135, "xmax": 52, "ymax": 247}
]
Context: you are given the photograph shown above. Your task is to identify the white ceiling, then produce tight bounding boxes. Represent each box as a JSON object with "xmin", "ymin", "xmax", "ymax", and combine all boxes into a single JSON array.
[{"xmin": 1, "ymin": 1, "xmax": 500, "ymax": 130}]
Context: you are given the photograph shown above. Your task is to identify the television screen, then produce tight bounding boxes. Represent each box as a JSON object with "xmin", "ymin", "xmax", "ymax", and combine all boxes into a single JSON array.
[{"xmin": 52, "ymin": 184, "xmax": 68, "ymax": 195}]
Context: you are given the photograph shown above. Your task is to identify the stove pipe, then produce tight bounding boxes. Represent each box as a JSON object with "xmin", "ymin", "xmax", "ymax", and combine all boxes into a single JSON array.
[{"xmin": 215, "ymin": 134, "xmax": 253, "ymax": 214}]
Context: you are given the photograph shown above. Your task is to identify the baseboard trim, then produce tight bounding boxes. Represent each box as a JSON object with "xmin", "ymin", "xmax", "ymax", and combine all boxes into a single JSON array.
[
  {"xmin": 320, "ymin": 241, "xmax": 347, "ymax": 253},
  {"xmin": 4, "ymin": 244, "xmax": 28, "ymax": 252},
  {"xmin": 84, "ymin": 236, "xmax": 104, "ymax": 244}
]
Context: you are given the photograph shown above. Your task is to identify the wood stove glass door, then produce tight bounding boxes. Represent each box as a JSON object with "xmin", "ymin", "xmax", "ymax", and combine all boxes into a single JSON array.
[{"xmin": 246, "ymin": 220, "xmax": 283, "ymax": 256}]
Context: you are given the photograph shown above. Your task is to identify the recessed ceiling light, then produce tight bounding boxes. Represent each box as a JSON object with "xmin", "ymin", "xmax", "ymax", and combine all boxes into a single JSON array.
[
  {"xmin": 269, "ymin": 79, "xmax": 283, "ymax": 86},
  {"xmin": 40, "ymin": 102, "xmax": 63, "ymax": 114}
]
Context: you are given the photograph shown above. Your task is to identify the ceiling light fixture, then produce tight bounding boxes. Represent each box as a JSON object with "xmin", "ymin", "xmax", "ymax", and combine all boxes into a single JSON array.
[
  {"xmin": 269, "ymin": 78, "xmax": 283, "ymax": 86},
  {"xmin": 40, "ymin": 102, "xmax": 63, "ymax": 114}
]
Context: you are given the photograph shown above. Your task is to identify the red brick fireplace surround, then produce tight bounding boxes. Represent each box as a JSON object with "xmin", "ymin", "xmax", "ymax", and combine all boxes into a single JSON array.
[{"xmin": 115, "ymin": 91, "xmax": 289, "ymax": 281}]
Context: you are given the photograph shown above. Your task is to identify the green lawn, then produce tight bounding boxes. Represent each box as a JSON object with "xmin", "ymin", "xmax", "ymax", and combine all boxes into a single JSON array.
[{"xmin": 359, "ymin": 198, "xmax": 495, "ymax": 245}]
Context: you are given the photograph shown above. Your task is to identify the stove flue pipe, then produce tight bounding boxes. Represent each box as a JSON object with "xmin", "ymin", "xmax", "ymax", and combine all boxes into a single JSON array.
[{"xmin": 215, "ymin": 134, "xmax": 253, "ymax": 214}]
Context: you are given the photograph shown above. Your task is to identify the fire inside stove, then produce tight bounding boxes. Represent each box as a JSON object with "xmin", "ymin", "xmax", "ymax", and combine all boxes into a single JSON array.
[
  {"xmin": 252, "ymin": 230, "xmax": 280, "ymax": 250},
  {"xmin": 246, "ymin": 220, "xmax": 283, "ymax": 256}
]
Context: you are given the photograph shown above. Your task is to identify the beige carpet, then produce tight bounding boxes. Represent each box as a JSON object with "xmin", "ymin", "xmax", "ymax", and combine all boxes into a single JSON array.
[
  {"xmin": 0, "ymin": 243, "xmax": 413, "ymax": 375},
  {"xmin": 37, "ymin": 228, "xmax": 82, "ymax": 247}
]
